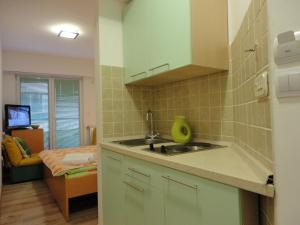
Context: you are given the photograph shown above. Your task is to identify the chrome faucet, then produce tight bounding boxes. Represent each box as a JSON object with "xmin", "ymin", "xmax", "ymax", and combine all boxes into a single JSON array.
[{"xmin": 145, "ymin": 110, "xmax": 159, "ymax": 140}]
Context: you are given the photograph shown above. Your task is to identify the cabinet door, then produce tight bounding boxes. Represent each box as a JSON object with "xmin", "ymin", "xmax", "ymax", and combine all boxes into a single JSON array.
[
  {"xmin": 163, "ymin": 168, "xmax": 241, "ymax": 225},
  {"xmin": 147, "ymin": 0, "xmax": 192, "ymax": 76},
  {"xmin": 123, "ymin": 156, "xmax": 164, "ymax": 225},
  {"xmin": 123, "ymin": 174, "xmax": 164, "ymax": 225},
  {"xmin": 196, "ymin": 176, "xmax": 241, "ymax": 225},
  {"xmin": 123, "ymin": 0, "xmax": 151, "ymax": 83},
  {"xmin": 163, "ymin": 171, "xmax": 200, "ymax": 225},
  {"xmin": 102, "ymin": 150, "xmax": 124, "ymax": 225}
]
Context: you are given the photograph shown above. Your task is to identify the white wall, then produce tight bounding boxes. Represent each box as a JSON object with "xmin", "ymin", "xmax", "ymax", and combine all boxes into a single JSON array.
[
  {"xmin": 2, "ymin": 50, "xmax": 96, "ymax": 146},
  {"xmin": 99, "ymin": 0, "xmax": 124, "ymax": 66},
  {"xmin": 3, "ymin": 50, "xmax": 94, "ymax": 77},
  {"xmin": 97, "ymin": 1, "xmax": 124, "ymax": 224},
  {"xmin": 82, "ymin": 77, "xmax": 97, "ymax": 145},
  {"xmin": 227, "ymin": 0, "xmax": 251, "ymax": 44},
  {"xmin": 268, "ymin": 0, "xmax": 300, "ymax": 224}
]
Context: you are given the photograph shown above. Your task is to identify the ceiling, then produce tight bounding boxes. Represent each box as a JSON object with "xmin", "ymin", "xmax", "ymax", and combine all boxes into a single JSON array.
[{"xmin": 0, "ymin": 0, "xmax": 98, "ymax": 59}]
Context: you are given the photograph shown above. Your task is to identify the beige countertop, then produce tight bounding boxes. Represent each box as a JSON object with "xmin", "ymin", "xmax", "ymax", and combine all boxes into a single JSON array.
[{"xmin": 99, "ymin": 138, "xmax": 274, "ymax": 197}]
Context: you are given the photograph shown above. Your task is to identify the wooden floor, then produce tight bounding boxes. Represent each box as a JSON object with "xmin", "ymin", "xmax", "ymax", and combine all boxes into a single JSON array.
[{"xmin": 0, "ymin": 180, "xmax": 98, "ymax": 225}]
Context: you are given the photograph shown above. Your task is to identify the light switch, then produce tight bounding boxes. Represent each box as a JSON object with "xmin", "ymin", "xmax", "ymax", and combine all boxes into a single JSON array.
[
  {"xmin": 276, "ymin": 67, "xmax": 300, "ymax": 98},
  {"xmin": 255, "ymin": 71, "xmax": 269, "ymax": 99}
]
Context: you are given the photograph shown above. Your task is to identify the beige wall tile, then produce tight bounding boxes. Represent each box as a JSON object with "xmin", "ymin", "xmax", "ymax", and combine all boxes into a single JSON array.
[
  {"xmin": 100, "ymin": 66, "xmax": 150, "ymax": 138},
  {"xmin": 231, "ymin": 0, "xmax": 273, "ymax": 171},
  {"xmin": 101, "ymin": 65, "xmax": 111, "ymax": 76},
  {"xmin": 102, "ymin": 89, "xmax": 113, "ymax": 100},
  {"xmin": 102, "ymin": 100, "xmax": 113, "ymax": 112},
  {"xmin": 222, "ymin": 122, "xmax": 234, "ymax": 136},
  {"xmin": 230, "ymin": 1, "xmax": 274, "ymax": 222},
  {"xmin": 150, "ymin": 70, "xmax": 234, "ymax": 141},
  {"xmin": 103, "ymin": 122, "xmax": 113, "ymax": 137}
]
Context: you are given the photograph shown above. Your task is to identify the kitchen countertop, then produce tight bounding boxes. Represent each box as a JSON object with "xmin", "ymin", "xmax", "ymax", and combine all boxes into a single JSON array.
[{"xmin": 99, "ymin": 137, "xmax": 275, "ymax": 197}]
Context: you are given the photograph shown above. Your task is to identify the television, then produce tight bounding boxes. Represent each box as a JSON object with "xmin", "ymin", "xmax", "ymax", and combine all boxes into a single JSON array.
[{"xmin": 5, "ymin": 104, "xmax": 31, "ymax": 129}]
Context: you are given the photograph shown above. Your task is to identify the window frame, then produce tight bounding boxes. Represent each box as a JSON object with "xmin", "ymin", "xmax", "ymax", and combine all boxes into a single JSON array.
[{"xmin": 17, "ymin": 74, "xmax": 83, "ymax": 149}]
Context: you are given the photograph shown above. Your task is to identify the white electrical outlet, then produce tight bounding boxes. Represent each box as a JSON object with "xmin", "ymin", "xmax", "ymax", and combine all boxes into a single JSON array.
[{"xmin": 255, "ymin": 71, "xmax": 269, "ymax": 99}]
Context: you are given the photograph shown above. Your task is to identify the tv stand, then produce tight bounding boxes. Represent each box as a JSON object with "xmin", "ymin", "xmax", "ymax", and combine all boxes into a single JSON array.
[{"xmin": 11, "ymin": 129, "xmax": 44, "ymax": 153}]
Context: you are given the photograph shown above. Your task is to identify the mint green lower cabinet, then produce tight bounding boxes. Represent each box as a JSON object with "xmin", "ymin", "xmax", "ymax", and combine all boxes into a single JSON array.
[
  {"xmin": 123, "ymin": 179, "xmax": 144, "ymax": 225},
  {"xmin": 102, "ymin": 149, "xmax": 242, "ymax": 225},
  {"xmin": 162, "ymin": 174, "xmax": 200, "ymax": 225},
  {"xmin": 162, "ymin": 168, "xmax": 241, "ymax": 225},
  {"xmin": 102, "ymin": 150, "xmax": 124, "ymax": 225},
  {"xmin": 123, "ymin": 174, "xmax": 164, "ymax": 225},
  {"xmin": 123, "ymin": 156, "xmax": 164, "ymax": 225}
]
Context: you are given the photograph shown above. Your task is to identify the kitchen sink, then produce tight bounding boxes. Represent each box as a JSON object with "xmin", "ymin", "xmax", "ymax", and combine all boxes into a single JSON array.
[
  {"xmin": 143, "ymin": 142, "xmax": 226, "ymax": 155},
  {"xmin": 112, "ymin": 138, "xmax": 171, "ymax": 147}
]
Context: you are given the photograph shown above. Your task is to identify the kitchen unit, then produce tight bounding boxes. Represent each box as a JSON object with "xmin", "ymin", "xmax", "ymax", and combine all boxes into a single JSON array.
[
  {"xmin": 99, "ymin": 0, "xmax": 276, "ymax": 224},
  {"xmin": 123, "ymin": 0, "xmax": 228, "ymax": 85},
  {"xmin": 100, "ymin": 139, "xmax": 274, "ymax": 225}
]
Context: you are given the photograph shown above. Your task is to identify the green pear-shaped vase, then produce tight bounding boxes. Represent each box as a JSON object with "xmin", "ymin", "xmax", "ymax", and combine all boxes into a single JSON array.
[{"xmin": 171, "ymin": 116, "xmax": 191, "ymax": 144}]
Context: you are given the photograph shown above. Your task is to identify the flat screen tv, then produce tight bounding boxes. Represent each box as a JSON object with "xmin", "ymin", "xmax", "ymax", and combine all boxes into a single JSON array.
[{"xmin": 5, "ymin": 104, "xmax": 31, "ymax": 129}]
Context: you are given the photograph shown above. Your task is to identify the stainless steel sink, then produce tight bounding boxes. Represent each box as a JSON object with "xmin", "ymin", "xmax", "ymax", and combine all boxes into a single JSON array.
[
  {"xmin": 144, "ymin": 142, "xmax": 226, "ymax": 155},
  {"xmin": 112, "ymin": 138, "xmax": 171, "ymax": 147}
]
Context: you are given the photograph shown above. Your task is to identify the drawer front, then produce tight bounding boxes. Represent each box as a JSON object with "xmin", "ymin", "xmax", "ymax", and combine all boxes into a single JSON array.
[
  {"xmin": 124, "ymin": 156, "xmax": 163, "ymax": 189},
  {"xmin": 102, "ymin": 149, "xmax": 123, "ymax": 163}
]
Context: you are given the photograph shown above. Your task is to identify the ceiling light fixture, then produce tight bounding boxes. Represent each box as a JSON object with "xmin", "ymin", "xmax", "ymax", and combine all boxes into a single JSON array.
[{"xmin": 58, "ymin": 30, "xmax": 79, "ymax": 39}]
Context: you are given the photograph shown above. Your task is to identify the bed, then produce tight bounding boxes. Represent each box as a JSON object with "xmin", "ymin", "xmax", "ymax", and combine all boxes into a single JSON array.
[{"xmin": 39, "ymin": 145, "xmax": 97, "ymax": 221}]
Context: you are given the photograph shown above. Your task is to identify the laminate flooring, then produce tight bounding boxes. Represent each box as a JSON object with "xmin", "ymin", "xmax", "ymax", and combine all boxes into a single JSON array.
[{"xmin": 0, "ymin": 180, "xmax": 98, "ymax": 225}]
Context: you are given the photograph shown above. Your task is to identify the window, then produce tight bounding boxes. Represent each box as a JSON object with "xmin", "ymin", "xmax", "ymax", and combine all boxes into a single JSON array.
[
  {"xmin": 55, "ymin": 79, "xmax": 80, "ymax": 148},
  {"xmin": 20, "ymin": 78, "xmax": 50, "ymax": 149},
  {"xmin": 20, "ymin": 77, "xmax": 81, "ymax": 149}
]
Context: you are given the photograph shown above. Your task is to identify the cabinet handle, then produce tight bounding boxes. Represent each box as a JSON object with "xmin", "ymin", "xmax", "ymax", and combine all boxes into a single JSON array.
[
  {"xmin": 128, "ymin": 167, "xmax": 151, "ymax": 178},
  {"xmin": 162, "ymin": 176, "xmax": 198, "ymax": 190},
  {"xmin": 123, "ymin": 181, "xmax": 144, "ymax": 193},
  {"xmin": 149, "ymin": 63, "xmax": 170, "ymax": 71},
  {"xmin": 130, "ymin": 71, "xmax": 147, "ymax": 77},
  {"xmin": 107, "ymin": 155, "xmax": 121, "ymax": 162}
]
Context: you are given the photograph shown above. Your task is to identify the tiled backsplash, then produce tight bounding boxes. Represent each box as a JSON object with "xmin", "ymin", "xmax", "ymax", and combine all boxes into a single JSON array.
[
  {"xmin": 231, "ymin": 0, "xmax": 274, "ymax": 225},
  {"xmin": 231, "ymin": 0, "xmax": 272, "ymax": 170},
  {"xmin": 101, "ymin": 66, "xmax": 234, "ymax": 143},
  {"xmin": 101, "ymin": 66, "xmax": 153, "ymax": 138},
  {"xmin": 152, "ymin": 72, "xmax": 234, "ymax": 142}
]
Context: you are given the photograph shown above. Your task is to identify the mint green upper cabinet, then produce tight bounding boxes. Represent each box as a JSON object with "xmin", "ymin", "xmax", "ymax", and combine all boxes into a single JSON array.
[
  {"xmin": 123, "ymin": 0, "xmax": 151, "ymax": 83},
  {"xmin": 146, "ymin": 0, "xmax": 192, "ymax": 76},
  {"xmin": 101, "ymin": 150, "xmax": 124, "ymax": 225},
  {"xmin": 162, "ymin": 168, "xmax": 241, "ymax": 225},
  {"xmin": 123, "ymin": 0, "xmax": 229, "ymax": 85}
]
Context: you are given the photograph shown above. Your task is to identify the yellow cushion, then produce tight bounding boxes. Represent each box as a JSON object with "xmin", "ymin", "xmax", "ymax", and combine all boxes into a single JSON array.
[
  {"xmin": 3, "ymin": 136, "xmax": 23, "ymax": 166},
  {"xmin": 19, "ymin": 154, "xmax": 42, "ymax": 166}
]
